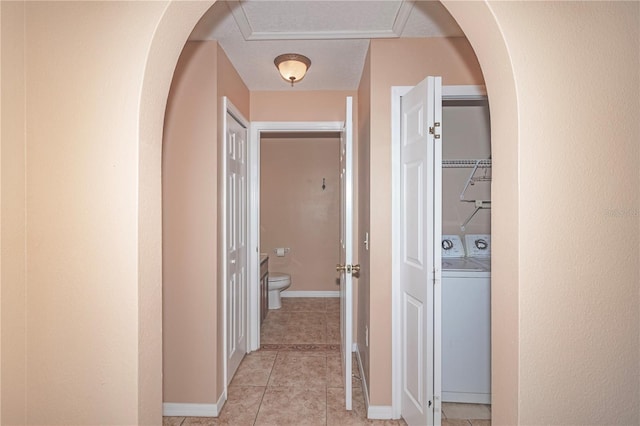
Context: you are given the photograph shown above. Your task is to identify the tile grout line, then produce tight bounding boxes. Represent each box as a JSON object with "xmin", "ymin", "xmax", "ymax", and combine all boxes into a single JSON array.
[{"xmin": 252, "ymin": 349, "xmax": 279, "ymax": 426}]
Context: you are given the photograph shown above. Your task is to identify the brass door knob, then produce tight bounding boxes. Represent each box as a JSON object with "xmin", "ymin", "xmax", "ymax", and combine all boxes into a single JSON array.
[
  {"xmin": 336, "ymin": 264, "xmax": 347, "ymax": 272},
  {"xmin": 351, "ymin": 264, "xmax": 360, "ymax": 273}
]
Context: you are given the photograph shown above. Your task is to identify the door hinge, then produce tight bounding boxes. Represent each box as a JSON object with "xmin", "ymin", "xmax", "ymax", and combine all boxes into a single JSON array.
[{"xmin": 428, "ymin": 123, "xmax": 441, "ymax": 139}]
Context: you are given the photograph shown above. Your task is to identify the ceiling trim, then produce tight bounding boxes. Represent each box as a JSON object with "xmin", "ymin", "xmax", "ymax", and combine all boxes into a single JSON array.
[
  {"xmin": 227, "ymin": 0, "xmax": 415, "ymax": 41},
  {"xmin": 392, "ymin": 0, "xmax": 415, "ymax": 35},
  {"xmin": 248, "ymin": 29, "xmax": 398, "ymax": 41}
]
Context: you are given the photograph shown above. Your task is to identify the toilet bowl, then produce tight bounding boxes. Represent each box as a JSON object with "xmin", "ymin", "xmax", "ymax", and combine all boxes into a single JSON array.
[{"xmin": 267, "ymin": 272, "xmax": 291, "ymax": 309}]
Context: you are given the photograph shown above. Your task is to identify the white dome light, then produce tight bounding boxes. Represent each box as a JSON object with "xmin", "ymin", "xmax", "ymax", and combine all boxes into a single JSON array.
[{"xmin": 274, "ymin": 53, "xmax": 311, "ymax": 87}]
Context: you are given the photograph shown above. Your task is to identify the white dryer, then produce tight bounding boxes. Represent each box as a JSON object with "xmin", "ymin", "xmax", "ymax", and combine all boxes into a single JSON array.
[{"xmin": 441, "ymin": 234, "xmax": 491, "ymax": 404}]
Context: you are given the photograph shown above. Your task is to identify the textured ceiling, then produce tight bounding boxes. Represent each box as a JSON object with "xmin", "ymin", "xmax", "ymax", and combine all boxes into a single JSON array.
[{"xmin": 189, "ymin": 0, "xmax": 464, "ymax": 91}]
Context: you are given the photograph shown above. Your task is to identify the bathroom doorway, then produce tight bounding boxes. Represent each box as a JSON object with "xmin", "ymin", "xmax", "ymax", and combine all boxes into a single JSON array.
[
  {"xmin": 247, "ymin": 120, "xmax": 347, "ymax": 351},
  {"xmin": 259, "ymin": 131, "xmax": 341, "ymax": 300},
  {"xmin": 249, "ymin": 107, "xmax": 356, "ymax": 410}
]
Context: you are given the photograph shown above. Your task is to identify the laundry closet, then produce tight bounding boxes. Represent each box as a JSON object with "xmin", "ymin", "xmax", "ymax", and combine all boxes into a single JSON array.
[{"xmin": 441, "ymin": 98, "xmax": 492, "ymax": 405}]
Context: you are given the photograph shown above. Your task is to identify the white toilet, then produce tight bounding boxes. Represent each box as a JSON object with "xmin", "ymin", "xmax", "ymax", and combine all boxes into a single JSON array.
[{"xmin": 267, "ymin": 272, "xmax": 291, "ymax": 309}]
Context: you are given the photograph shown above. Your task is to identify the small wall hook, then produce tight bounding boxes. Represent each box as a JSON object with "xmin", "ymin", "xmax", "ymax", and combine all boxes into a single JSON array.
[{"xmin": 322, "ymin": 178, "xmax": 326, "ymax": 191}]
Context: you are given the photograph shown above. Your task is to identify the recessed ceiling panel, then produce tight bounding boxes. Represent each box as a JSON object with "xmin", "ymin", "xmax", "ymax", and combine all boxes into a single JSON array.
[
  {"xmin": 188, "ymin": 0, "xmax": 468, "ymax": 91},
  {"xmin": 241, "ymin": 0, "xmax": 402, "ymax": 33}
]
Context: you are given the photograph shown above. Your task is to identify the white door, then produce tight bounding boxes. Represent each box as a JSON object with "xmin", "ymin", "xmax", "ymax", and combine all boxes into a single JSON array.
[
  {"xmin": 400, "ymin": 77, "xmax": 442, "ymax": 425},
  {"xmin": 225, "ymin": 102, "xmax": 248, "ymax": 384},
  {"xmin": 338, "ymin": 96, "xmax": 354, "ymax": 410}
]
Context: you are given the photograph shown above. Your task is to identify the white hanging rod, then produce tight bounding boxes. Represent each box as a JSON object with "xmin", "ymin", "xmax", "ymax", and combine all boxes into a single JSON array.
[{"xmin": 442, "ymin": 159, "xmax": 492, "ymax": 168}]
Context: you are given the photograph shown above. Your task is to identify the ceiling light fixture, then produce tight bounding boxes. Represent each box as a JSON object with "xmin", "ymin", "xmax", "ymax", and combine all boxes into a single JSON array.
[{"xmin": 274, "ymin": 53, "xmax": 311, "ymax": 87}]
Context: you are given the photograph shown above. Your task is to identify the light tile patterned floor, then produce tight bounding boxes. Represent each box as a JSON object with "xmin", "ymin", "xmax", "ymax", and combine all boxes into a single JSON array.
[
  {"xmin": 441, "ymin": 402, "xmax": 492, "ymax": 426},
  {"xmin": 164, "ymin": 297, "xmax": 490, "ymax": 425}
]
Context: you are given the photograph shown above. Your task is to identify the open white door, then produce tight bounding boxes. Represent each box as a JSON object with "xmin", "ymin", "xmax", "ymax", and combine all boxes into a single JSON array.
[
  {"xmin": 224, "ymin": 99, "xmax": 249, "ymax": 385},
  {"xmin": 400, "ymin": 77, "xmax": 442, "ymax": 425},
  {"xmin": 337, "ymin": 96, "xmax": 354, "ymax": 410}
]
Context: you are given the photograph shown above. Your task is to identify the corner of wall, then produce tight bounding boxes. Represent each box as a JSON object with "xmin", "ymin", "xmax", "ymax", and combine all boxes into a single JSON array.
[
  {"xmin": 163, "ymin": 39, "xmax": 220, "ymax": 406},
  {"xmin": 0, "ymin": 1, "xmax": 27, "ymax": 423}
]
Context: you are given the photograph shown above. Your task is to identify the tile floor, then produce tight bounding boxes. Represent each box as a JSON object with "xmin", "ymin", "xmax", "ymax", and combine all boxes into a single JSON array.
[
  {"xmin": 441, "ymin": 403, "xmax": 491, "ymax": 426},
  {"xmin": 164, "ymin": 297, "xmax": 491, "ymax": 426}
]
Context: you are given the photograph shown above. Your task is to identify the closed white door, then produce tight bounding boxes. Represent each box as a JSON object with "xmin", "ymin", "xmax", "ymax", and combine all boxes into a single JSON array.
[
  {"xmin": 400, "ymin": 77, "xmax": 442, "ymax": 425},
  {"xmin": 225, "ymin": 102, "xmax": 248, "ymax": 384},
  {"xmin": 338, "ymin": 96, "xmax": 354, "ymax": 410}
]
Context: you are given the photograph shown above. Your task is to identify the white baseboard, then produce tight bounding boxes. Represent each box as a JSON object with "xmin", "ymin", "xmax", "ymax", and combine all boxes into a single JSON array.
[
  {"xmin": 354, "ymin": 343, "xmax": 394, "ymax": 420},
  {"xmin": 354, "ymin": 344, "xmax": 371, "ymax": 414},
  {"xmin": 281, "ymin": 290, "xmax": 339, "ymax": 298},
  {"xmin": 163, "ymin": 392, "xmax": 226, "ymax": 417},
  {"xmin": 368, "ymin": 405, "xmax": 394, "ymax": 420}
]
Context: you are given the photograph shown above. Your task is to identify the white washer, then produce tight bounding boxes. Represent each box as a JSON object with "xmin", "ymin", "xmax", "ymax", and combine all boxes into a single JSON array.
[{"xmin": 441, "ymin": 234, "xmax": 491, "ymax": 404}]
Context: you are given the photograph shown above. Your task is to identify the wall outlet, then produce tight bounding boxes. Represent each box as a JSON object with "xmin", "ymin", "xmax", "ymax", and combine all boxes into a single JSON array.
[{"xmin": 365, "ymin": 326, "xmax": 369, "ymax": 347}]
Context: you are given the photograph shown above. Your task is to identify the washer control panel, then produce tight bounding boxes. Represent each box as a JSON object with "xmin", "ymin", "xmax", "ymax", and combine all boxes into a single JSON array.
[
  {"xmin": 441, "ymin": 235, "xmax": 465, "ymax": 258},
  {"xmin": 465, "ymin": 234, "xmax": 491, "ymax": 258}
]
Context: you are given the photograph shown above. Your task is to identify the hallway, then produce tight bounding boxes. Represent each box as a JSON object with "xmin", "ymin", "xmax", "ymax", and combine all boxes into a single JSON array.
[
  {"xmin": 163, "ymin": 298, "xmax": 405, "ymax": 425},
  {"xmin": 163, "ymin": 298, "xmax": 489, "ymax": 425}
]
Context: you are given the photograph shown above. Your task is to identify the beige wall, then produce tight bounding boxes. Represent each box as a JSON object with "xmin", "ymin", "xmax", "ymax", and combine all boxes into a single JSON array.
[
  {"xmin": 445, "ymin": 1, "xmax": 640, "ymax": 424},
  {"xmin": 260, "ymin": 136, "xmax": 340, "ymax": 292},
  {"xmin": 163, "ymin": 40, "xmax": 250, "ymax": 405},
  {"xmin": 251, "ymin": 91, "xmax": 356, "ymax": 122},
  {"xmin": 0, "ymin": 1, "xmax": 211, "ymax": 422},
  {"xmin": 356, "ymin": 47, "xmax": 372, "ymax": 391},
  {"xmin": 1, "ymin": 2, "xmax": 27, "ymax": 423},
  {"xmin": 163, "ymin": 41, "xmax": 219, "ymax": 404},
  {"xmin": 0, "ymin": 1, "xmax": 638, "ymax": 424},
  {"xmin": 442, "ymin": 3, "xmax": 521, "ymax": 423},
  {"xmin": 366, "ymin": 37, "xmax": 485, "ymax": 405},
  {"xmin": 442, "ymin": 104, "xmax": 491, "ymax": 235},
  {"xmin": 22, "ymin": 2, "xmax": 170, "ymax": 424}
]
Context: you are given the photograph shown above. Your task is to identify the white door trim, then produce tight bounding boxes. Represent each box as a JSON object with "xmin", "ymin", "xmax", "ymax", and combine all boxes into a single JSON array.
[
  {"xmin": 391, "ymin": 85, "xmax": 487, "ymax": 419},
  {"xmin": 248, "ymin": 121, "xmax": 344, "ymax": 351},
  {"xmin": 222, "ymin": 97, "xmax": 250, "ymax": 394}
]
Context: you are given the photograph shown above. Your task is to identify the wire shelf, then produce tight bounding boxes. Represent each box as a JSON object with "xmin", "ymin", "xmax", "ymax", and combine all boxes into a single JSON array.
[{"xmin": 442, "ymin": 159, "xmax": 492, "ymax": 168}]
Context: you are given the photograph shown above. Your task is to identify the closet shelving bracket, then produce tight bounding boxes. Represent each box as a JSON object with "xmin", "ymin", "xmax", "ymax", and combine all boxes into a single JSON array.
[
  {"xmin": 460, "ymin": 200, "xmax": 491, "ymax": 231},
  {"xmin": 457, "ymin": 159, "xmax": 492, "ymax": 200},
  {"xmin": 442, "ymin": 158, "xmax": 492, "ymax": 231}
]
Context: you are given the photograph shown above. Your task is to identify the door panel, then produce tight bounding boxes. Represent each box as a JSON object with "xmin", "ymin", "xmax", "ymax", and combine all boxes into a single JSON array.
[
  {"xmin": 226, "ymin": 106, "xmax": 248, "ymax": 384},
  {"xmin": 400, "ymin": 77, "xmax": 442, "ymax": 425},
  {"xmin": 403, "ymin": 293, "xmax": 423, "ymax": 409}
]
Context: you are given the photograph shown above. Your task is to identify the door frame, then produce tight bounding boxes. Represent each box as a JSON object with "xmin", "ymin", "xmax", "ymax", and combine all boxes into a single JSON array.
[
  {"xmin": 222, "ymin": 97, "xmax": 250, "ymax": 393},
  {"xmin": 248, "ymin": 120, "xmax": 345, "ymax": 351},
  {"xmin": 391, "ymin": 85, "xmax": 487, "ymax": 419}
]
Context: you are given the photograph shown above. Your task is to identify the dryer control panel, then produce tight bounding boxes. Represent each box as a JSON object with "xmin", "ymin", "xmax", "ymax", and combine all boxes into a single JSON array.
[
  {"xmin": 441, "ymin": 235, "xmax": 465, "ymax": 258},
  {"xmin": 465, "ymin": 234, "xmax": 491, "ymax": 258}
]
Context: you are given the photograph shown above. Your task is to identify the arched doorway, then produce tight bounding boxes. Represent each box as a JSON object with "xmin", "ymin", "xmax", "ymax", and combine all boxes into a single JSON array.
[{"xmin": 138, "ymin": 1, "xmax": 519, "ymax": 423}]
